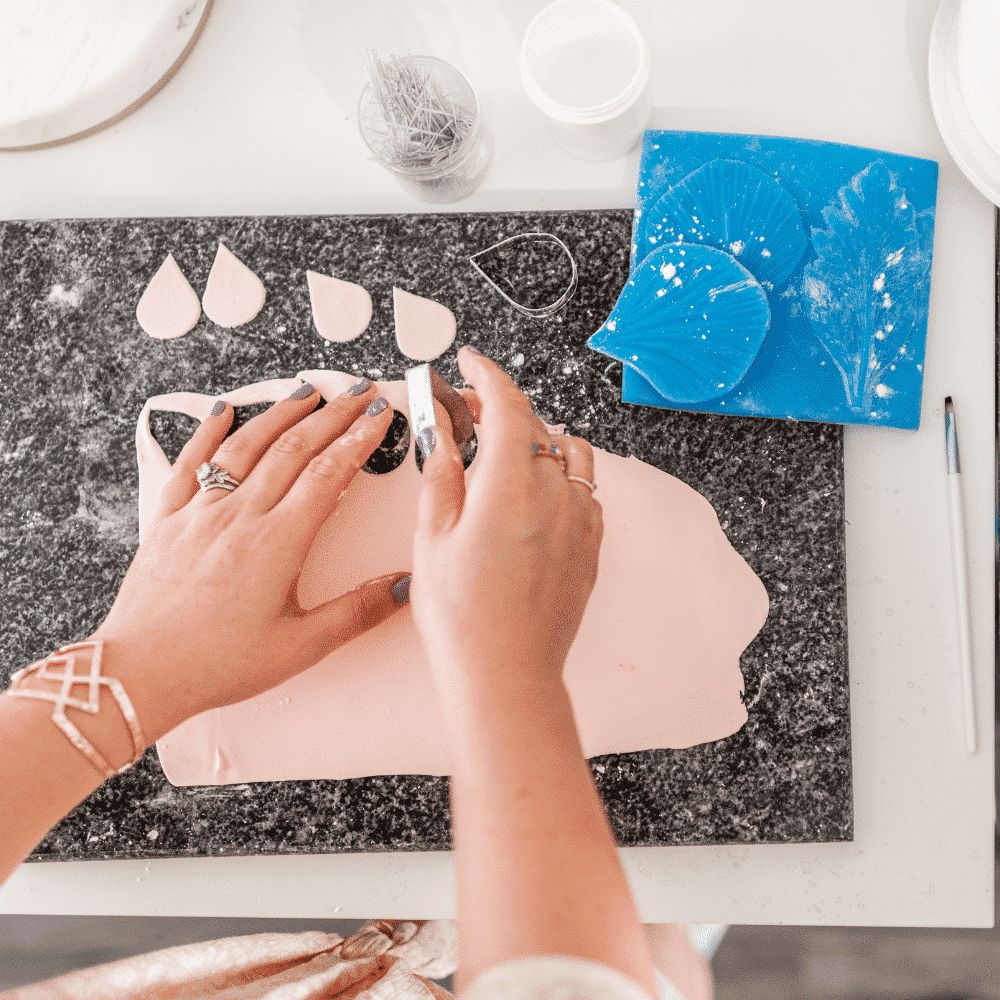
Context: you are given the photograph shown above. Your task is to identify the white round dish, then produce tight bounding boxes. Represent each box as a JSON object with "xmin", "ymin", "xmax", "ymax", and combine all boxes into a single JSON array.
[
  {"xmin": 955, "ymin": 0, "xmax": 1000, "ymax": 155},
  {"xmin": 928, "ymin": 0, "xmax": 1000, "ymax": 206},
  {"xmin": 0, "ymin": 0, "xmax": 212, "ymax": 152}
]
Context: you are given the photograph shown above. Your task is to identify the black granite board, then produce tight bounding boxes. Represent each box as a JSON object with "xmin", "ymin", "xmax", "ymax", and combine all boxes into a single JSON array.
[{"xmin": 0, "ymin": 210, "xmax": 852, "ymax": 860}]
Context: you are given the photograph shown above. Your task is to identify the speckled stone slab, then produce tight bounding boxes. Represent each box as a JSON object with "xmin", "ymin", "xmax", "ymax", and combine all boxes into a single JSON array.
[{"xmin": 0, "ymin": 211, "xmax": 852, "ymax": 860}]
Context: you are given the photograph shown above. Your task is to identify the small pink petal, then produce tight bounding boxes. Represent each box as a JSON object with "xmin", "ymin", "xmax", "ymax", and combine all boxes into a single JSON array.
[
  {"xmin": 201, "ymin": 243, "xmax": 266, "ymax": 328},
  {"xmin": 393, "ymin": 287, "xmax": 456, "ymax": 362},
  {"xmin": 136, "ymin": 254, "xmax": 201, "ymax": 340},
  {"xmin": 307, "ymin": 271, "xmax": 372, "ymax": 343}
]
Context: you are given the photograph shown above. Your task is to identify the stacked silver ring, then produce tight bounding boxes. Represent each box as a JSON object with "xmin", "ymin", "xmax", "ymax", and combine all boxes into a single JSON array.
[
  {"xmin": 531, "ymin": 443, "xmax": 596, "ymax": 493},
  {"xmin": 196, "ymin": 461, "xmax": 241, "ymax": 493}
]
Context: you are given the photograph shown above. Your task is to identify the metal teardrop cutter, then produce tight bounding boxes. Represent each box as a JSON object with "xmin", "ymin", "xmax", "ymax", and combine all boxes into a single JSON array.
[{"xmin": 469, "ymin": 232, "xmax": 578, "ymax": 318}]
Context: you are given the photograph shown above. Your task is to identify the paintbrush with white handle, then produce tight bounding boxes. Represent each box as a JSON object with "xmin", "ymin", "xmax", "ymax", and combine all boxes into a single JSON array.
[{"xmin": 944, "ymin": 395, "xmax": 977, "ymax": 754}]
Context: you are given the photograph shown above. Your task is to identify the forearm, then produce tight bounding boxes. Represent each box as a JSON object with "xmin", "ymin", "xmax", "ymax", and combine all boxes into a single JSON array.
[
  {"xmin": 442, "ymin": 665, "xmax": 656, "ymax": 997},
  {"xmin": 0, "ymin": 694, "xmax": 109, "ymax": 881},
  {"xmin": 0, "ymin": 640, "xmax": 156, "ymax": 884}
]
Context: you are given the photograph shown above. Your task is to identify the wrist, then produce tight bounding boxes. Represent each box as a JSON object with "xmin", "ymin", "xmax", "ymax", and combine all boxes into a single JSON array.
[
  {"xmin": 87, "ymin": 631, "xmax": 191, "ymax": 744},
  {"xmin": 432, "ymin": 651, "xmax": 573, "ymax": 720},
  {"xmin": 3, "ymin": 640, "xmax": 150, "ymax": 780}
]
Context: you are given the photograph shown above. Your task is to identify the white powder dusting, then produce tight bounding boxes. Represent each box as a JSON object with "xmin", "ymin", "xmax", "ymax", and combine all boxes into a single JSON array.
[
  {"xmin": 47, "ymin": 282, "xmax": 84, "ymax": 308},
  {"xmin": 729, "ymin": 239, "xmax": 745, "ymax": 256},
  {"xmin": 659, "ymin": 262, "xmax": 677, "ymax": 281},
  {"xmin": 673, "ymin": 276, "xmax": 683, "ymax": 287},
  {"xmin": 656, "ymin": 288, "xmax": 667, "ymax": 297},
  {"xmin": 511, "ymin": 352, "xmax": 525, "ymax": 367},
  {"xmin": 872, "ymin": 273, "xmax": 886, "ymax": 292},
  {"xmin": 886, "ymin": 248, "xmax": 904, "ymax": 267},
  {"xmin": 882, "ymin": 292, "xmax": 892, "ymax": 309},
  {"xmin": 605, "ymin": 320, "xmax": 617, "ymax": 332},
  {"xmin": 875, "ymin": 383, "xmax": 892, "ymax": 398},
  {"xmin": 761, "ymin": 248, "xmax": 772, "ymax": 258}
]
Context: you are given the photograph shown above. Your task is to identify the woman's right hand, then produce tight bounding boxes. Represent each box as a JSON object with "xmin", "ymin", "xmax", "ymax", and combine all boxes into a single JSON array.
[{"xmin": 410, "ymin": 347, "xmax": 603, "ymax": 702}]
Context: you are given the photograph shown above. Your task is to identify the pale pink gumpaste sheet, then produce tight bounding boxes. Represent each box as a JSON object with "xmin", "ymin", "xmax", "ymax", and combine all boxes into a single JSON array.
[{"xmin": 138, "ymin": 371, "xmax": 769, "ymax": 784}]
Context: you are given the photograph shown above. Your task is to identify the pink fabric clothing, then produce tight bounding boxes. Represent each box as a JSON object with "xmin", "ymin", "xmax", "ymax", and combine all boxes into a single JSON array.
[
  {"xmin": 2, "ymin": 921, "xmax": 455, "ymax": 1000},
  {"xmin": 0, "ymin": 920, "xmax": 694, "ymax": 1000}
]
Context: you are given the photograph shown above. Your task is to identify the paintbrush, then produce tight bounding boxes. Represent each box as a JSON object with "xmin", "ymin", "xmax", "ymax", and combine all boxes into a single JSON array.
[{"xmin": 944, "ymin": 395, "xmax": 977, "ymax": 754}]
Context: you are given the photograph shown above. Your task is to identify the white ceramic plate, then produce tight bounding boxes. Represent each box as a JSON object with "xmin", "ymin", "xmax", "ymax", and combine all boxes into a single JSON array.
[
  {"xmin": 928, "ymin": 0, "xmax": 1000, "ymax": 207},
  {"xmin": 0, "ymin": 0, "xmax": 212, "ymax": 151}
]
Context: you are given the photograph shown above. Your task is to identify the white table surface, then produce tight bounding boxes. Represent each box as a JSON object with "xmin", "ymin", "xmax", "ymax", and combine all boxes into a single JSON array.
[{"xmin": 0, "ymin": 0, "xmax": 994, "ymax": 927}]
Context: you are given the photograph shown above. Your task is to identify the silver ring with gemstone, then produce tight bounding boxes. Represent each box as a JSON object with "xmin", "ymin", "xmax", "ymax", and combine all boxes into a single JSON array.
[
  {"xmin": 530, "ymin": 441, "xmax": 568, "ymax": 470},
  {"xmin": 196, "ymin": 461, "xmax": 241, "ymax": 493}
]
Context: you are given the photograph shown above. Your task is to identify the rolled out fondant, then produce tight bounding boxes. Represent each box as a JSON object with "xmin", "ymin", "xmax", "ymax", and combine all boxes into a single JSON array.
[{"xmin": 140, "ymin": 371, "xmax": 769, "ymax": 784}]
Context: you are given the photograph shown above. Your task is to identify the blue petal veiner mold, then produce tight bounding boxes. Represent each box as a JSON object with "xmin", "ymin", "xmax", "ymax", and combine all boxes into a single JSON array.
[
  {"xmin": 588, "ymin": 243, "xmax": 771, "ymax": 405},
  {"xmin": 635, "ymin": 158, "xmax": 808, "ymax": 292},
  {"xmin": 622, "ymin": 131, "xmax": 938, "ymax": 429}
]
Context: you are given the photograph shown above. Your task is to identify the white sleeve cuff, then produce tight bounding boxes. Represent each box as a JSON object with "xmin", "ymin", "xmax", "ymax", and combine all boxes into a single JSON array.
[{"xmin": 463, "ymin": 954, "xmax": 681, "ymax": 1000}]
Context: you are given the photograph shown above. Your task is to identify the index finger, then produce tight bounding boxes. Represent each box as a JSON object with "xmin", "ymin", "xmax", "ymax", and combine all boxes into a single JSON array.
[{"xmin": 456, "ymin": 347, "xmax": 543, "ymax": 455}]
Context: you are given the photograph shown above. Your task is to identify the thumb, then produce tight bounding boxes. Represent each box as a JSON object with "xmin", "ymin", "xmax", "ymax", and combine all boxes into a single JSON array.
[
  {"xmin": 416, "ymin": 421, "xmax": 466, "ymax": 535},
  {"xmin": 300, "ymin": 572, "xmax": 410, "ymax": 656}
]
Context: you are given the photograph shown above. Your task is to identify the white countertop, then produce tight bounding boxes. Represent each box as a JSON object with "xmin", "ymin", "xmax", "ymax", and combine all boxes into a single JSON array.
[{"xmin": 0, "ymin": 0, "xmax": 994, "ymax": 927}]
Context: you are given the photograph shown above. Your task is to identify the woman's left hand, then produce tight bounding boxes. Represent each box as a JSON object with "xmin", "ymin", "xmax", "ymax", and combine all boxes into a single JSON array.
[{"xmin": 92, "ymin": 378, "xmax": 409, "ymax": 756}]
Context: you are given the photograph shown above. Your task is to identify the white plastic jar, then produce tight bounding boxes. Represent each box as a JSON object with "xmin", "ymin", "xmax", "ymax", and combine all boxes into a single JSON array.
[{"xmin": 519, "ymin": 0, "xmax": 651, "ymax": 161}]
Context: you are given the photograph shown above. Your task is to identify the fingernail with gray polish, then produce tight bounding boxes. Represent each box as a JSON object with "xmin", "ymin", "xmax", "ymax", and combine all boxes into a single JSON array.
[
  {"xmin": 344, "ymin": 377, "xmax": 372, "ymax": 397},
  {"xmin": 365, "ymin": 396, "xmax": 389, "ymax": 417},
  {"xmin": 391, "ymin": 575, "xmax": 411, "ymax": 607},
  {"xmin": 290, "ymin": 382, "xmax": 314, "ymax": 400},
  {"xmin": 417, "ymin": 427, "xmax": 436, "ymax": 460},
  {"xmin": 209, "ymin": 400, "xmax": 226, "ymax": 417}
]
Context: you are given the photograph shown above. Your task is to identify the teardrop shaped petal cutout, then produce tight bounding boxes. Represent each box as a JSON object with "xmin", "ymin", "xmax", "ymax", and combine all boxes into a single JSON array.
[
  {"xmin": 307, "ymin": 271, "xmax": 372, "ymax": 343},
  {"xmin": 588, "ymin": 243, "xmax": 771, "ymax": 404},
  {"xmin": 201, "ymin": 243, "xmax": 266, "ymax": 328},
  {"xmin": 393, "ymin": 287, "xmax": 456, "ymax": 362},
  {"xmin": 136, "ymin": 254, "xmax": 201, "ymax": 340}
]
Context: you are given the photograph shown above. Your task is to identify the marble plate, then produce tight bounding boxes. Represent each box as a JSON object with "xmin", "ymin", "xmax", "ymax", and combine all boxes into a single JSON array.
[{"xmin": 0, "ymin": 0, "xmax": 212, "ymax": 151}]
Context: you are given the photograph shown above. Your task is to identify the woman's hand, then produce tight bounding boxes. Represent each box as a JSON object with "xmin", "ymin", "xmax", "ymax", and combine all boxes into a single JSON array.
[
  {"xmin": 410, "ymin": 346, "xmax": 603, "ymax": 701},
  {"xmin": 410, "ymin": 352, "xmax": 657, "ymax": 996},
  {"xmin": 92, "ymin": 378, "xmax": 409, "ymax": 753}
]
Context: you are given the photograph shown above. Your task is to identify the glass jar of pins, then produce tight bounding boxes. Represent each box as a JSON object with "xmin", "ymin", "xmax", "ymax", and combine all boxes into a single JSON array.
[{"xmin": 358, "ymin": 54, "xmax": 493, "ymax": 204}]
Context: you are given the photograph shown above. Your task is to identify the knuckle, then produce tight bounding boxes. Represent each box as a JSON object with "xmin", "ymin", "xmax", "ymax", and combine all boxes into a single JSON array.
[
  {"xmin": 306, "ymin": 449, "xmax": 347, "ymax": 479},
  {"xmin": 567, "ymin": 434, "xmax": 593, "ymax": 460},
  {"xmin": 213, "ymin": 437, "xmax": 252, "ymax": 465},
  {"xmin": 272, "ymin": 429, "xmax": 313, "ymax": 456},
  {"xmin": 348, "ymin": 589, "xmax": 380, "ymax": 634}
]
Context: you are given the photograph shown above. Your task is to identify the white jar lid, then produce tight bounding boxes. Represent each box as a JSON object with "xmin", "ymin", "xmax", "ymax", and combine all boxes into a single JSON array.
[{"xmin": 520, "ymin": 0, "xmax": 650, "ymax": 124}]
